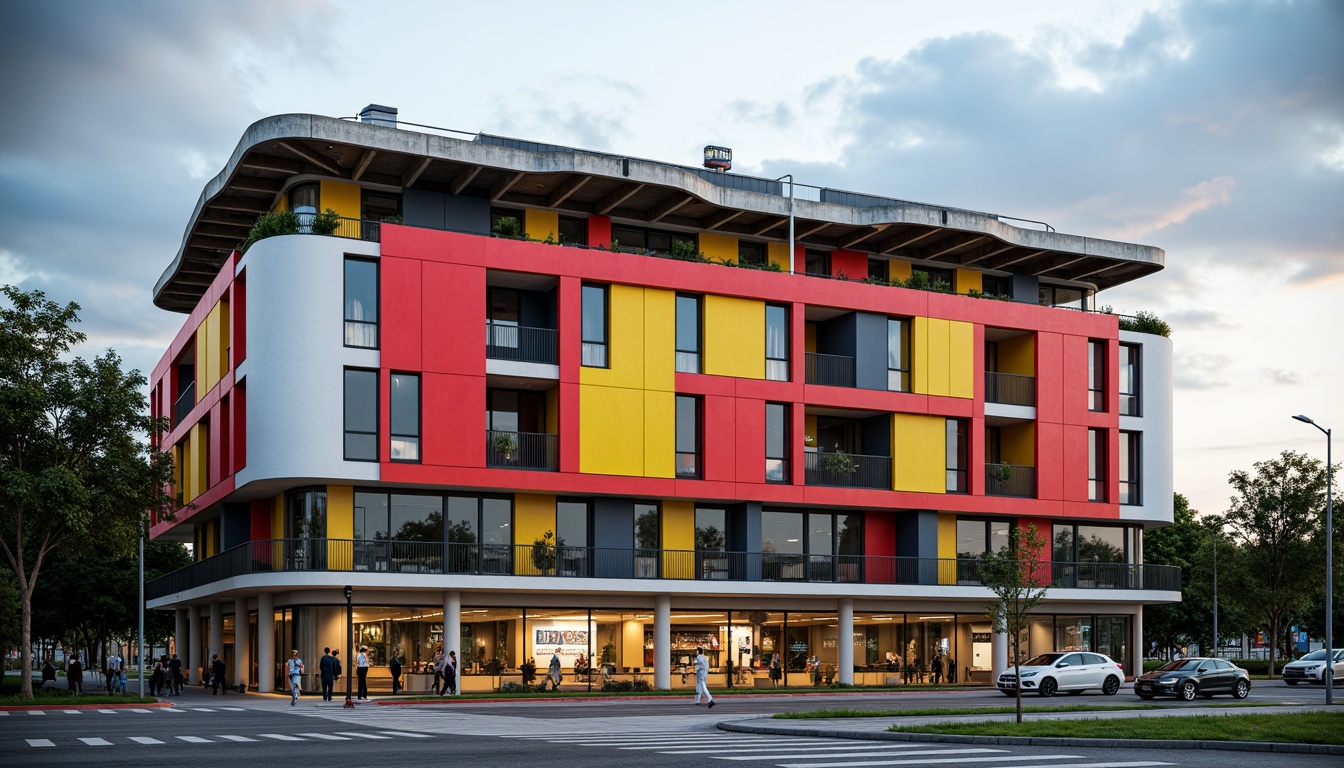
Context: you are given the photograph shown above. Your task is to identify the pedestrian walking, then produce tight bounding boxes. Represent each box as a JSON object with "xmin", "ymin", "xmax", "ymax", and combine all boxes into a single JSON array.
[
  {"xmin": 41, "ymin": 659, "xmax": 57, "ymax": 691},
  {"xmin": 356, "ymin": 645, "xmax": 370, "ymax": 700},
  {"xmin": 443, "ymin": 650, "xmax": 457, "ymax": 695},
  {"xmin": 931, "ymin": 654, "xmax": 944, "ymax": 684},
  {"xmin": 389, "ymin": 648, "xmax": 403, "ymax": 695},
  {"xmin": 807, "ymin": 654, "xmax": 820, "ymax": 686},
  {"xmin": 287, "ymin": 650, "xmax": 304, "ymax": 705},
  {"xmin": 319, "ymin": 647, "xmax": 337, "ymax": 701},
  {"xmin": 693, "ymin": 646, "xmax": 714, "ymax": 708},
  {"xmin": 548, "ymin": 649, "xmax": 561, "ymax": 690},
  {"xmin": 431, "ymin": 648, "xmax": 443, "ymax": 695},
  {"xmin": 211, "ymin": 653, "xmax": 228, "ymax": 694},
  {"xmin": 331, "ymin": 648, "xmax": 343, "ymax": 697},
  {"xmin": 769, "ymin": 654, "xmax": 782, "ymax": 687},
  {"xmin": 169, "ymin": 653, "xmax": 183, "ymax": 695},
  {"xmin": 151, "ymin": 661, "xmax": 165, "ymax": 696},
  {"xmin": 68, "ymin": 656, "xmax": 84, "ymax": 696}
]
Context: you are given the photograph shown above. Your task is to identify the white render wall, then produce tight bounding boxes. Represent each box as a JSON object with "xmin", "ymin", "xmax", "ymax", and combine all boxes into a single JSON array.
[
  {"xmin": 233, "ymin": 235, "xmax": 381, "ymax": 489},
  {"xmin": 1119, "ymin": 330, "xmax": 1173, "ymax": 526}
]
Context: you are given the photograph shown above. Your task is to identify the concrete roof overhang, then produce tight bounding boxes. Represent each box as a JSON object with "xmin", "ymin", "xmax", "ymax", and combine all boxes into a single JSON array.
[{"xmin": 154, "ymin": 114, "xmax": 1164, "ymax": 313}]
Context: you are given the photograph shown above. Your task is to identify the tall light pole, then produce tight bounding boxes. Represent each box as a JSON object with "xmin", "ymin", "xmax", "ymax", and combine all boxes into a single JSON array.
[
  {"xmin": 1293, "ymin": 414, "xmax": 1333, "ymax": 706},
  {"xmin": 1212, "ymin": 530, "xmax": 1218, "ymax": 659},
  {"xmin": 138, "ymin": 531, "xmax": 145, "ymax": 697},
  {"xmin": 776, "ymin": 175, "xmax": 794, "ymax": 274},
  {"xmin": 344, "ymin": 586, "xmax": 354, "ymax": 709}
]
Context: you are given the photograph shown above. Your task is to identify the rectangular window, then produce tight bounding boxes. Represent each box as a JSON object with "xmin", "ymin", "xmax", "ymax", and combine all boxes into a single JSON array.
[
  {"xmin": 558, "ymin": 216, "xmax": 587, "ymax": 246},
  {"xmin": 389, "ymin": 373, "xmax": 420, "ymax": 462},
  {"xmin": 945, "ymin": 418, "xmax": 967, "ymax": 493},
  {"xmin": 738, "ymin": 241, "xmax": 766, "ymax": 267},
  {"xmin": 581, "ymin": 284, "xmax": 608, "ymax": 367},
  {"xmin": 635, "ymin": 503, "xmax": 661, "ymax": 553},
  {"xmin": 1088, "ymin": 339, "xmax": 1106, "ymax": 411},
  {"xmin": 446, "ymin": 495, "xmax": 514, "ymax": 574},
  {"xmin": 1119, "ymin": 431, "xmax": 1141, "ymax": 505},
  {"xmin": 867, "ymin": 258, "xmax": 887, "ymax": 282},
  {"xmin": 343, "ymin": 368, "xmax": 378, "ymax": 461},
  {"xmin": 675, "ymin": 395, "xmax": 701, "ymax": 478},
  {"xmin": 556, "ymin": 499, "xmax": 591, "ymax": 576},
  {"xmin": 765, "ymin": 304, "xmax": 789, "ymax": 381},
  {"xmin": 765, "ymin": 402, "xmax": 788, "ymax": 483},
  {"xmin": 1088, "ymin": 427, "xmax": 1106, "ymax": 502},
  {"xmin": 887, "ymin": 318, "xmax": 911, "ymax": 391},
  {"xmin": 675, "ymin": 294, "xmax": 701, "ymax": 373},
  {"xmin": 695, "ymin": 507, "xmax": 726, "ymax": 551},
  {"xmin": 1119, "ymin": 343, "xmax": 1141, "ymax": 416},
  {"xmin": 344, "ymin": 258, "xmax": 379, "ymax": 348},
  {"xmin": 487, "ymin": 287, "xmax": 520, "ymax": 350},
  {"xmin": 804, "ymin": 249, "xmax": 830, "ymax": 276},
  {"xmin": 915, "ymin": 266, "xmax": 955, "ymax": 291},
  {"xmin": 956, "ymin": 519, "xmax": 1011, "ymax": 558}
]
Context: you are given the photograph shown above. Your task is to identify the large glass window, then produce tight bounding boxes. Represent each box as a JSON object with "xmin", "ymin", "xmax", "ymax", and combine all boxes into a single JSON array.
[
  {"xmin": 738, "ymin": 241, "xmax": 766, "ymax": 267},
  {"xmin": 344, "ymin": 258, "xmax": 378, "ymax": 348},
  {"xmin": 389, "ymin": 373, "xmax": 420, "ymax": 462},
  {"xmin": 390, "ymin": 494, "xmax": 443, "ymax": 542},
  {"xmin": 556, "ymin": 500, "xmax": 591, "ymax": 576},
  {"xmin": 945, "ymin": 418, "xmax": 967, "ymax": 493},
  {"xmin": 804, "ymin": 249, "xmax": 830, "ymax": 276},
  {"xmin": 1119, "ymin": 344, "xmax": 1140, "ymax": 416},
  {"xmin": 957, "ymin": 519, "xmax": 1012, "ymax": 558},
  {"xmin": 344, "ymin": 368, "xmax": 378, "ymax": 461},
  {"xmin": 446, "ymin": 496, "xmax": 513, "ymax": 574},
  {"xmin": 581, "ymin": 284, "xmax": 608, "ymax": 367},
  {"xmin": 290, "ymin": 183, "xmax": 318, "ymax": 231},
  {"xmin": 676, "ymin": 395, "xmax": 700, "ymax": 478},
  {"xmin": 1088, "ymin": 339, "xmax": 1106, "ymax": 411},
  {"xmin": 1088, "ymin": 428, "xmax": 1106, "ymax": 502},
  {"xmin": 765, "ymin": 304, "xmax": 789, "ymax": 381},
  {"xmin": 1119, "ymin": 431, "xmax": 1140, "ymax": 505},
  {"xmin": 676, "ymin": 294, "xmax": 701, "ymax": 373},
  {"xmin": 353, "ymin": 491, "xmax": 389, "ymax": 540},
  {"xmin": 285, "ymin": 488, "xmax": 327, "ymax": 569},
  {"xmin": 695, "ymin": 507, "xmax": 726, "ymax": 552},
  {"xmin": 634, "ymin": 503, "xmax": 660, "ymax": 578},
  {"xmin": 487, "ymin": 287, "xmax": 520, "ymax": 350},
  {"xmin": 765, "ymin": 402, "xmax": 788, "ymax": 483},
  {"xmin": 887, "ymin": 318, "xmax": 910, "ymax": 392}
]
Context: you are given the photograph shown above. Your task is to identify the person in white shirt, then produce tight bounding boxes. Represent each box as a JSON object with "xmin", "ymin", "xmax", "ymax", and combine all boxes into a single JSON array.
[
  {"xmin": 287, "ymin": 650, "xmax": 304, "ymax": 706},
  {"xmin": 356, "ymin": 646, "xmax": 370, "ymax": 700},
  {"xmin": 693, "ymin": 646, "xmax": 714, "ymax": 708}
]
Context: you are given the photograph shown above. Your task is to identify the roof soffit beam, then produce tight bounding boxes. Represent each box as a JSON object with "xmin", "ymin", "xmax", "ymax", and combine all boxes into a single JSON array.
[
  {"xmin": 351, "ymin": 149, "xmax": 377, "ymax": 182},
  {"xmin": 402, "ymin": 157, "xmax": 432, "ymax": 188},
  {"xmin": 955, "ymin": 241, "xmax": 1015, "ymax": 266},
  {"xmin": 878, "ymin": 227, "xmax": 940, "ymax": 254},
  {"xmin": 984, "ymin": 248, "xmax": 1050, "ymax": 271},
  {"xmin": 228, "ymin": 178, "xmax": 283, "ymax": 195},
  {"xmin": 703, "ymin": 209, "xmax": 744, "ymax": 230},
  {"xmin": 239, "ymin": 153, "xmax": 302, "ymax": 175},
  {"xmin": 839, "ymin": 227, "xmax": 882, "ymax": 250},
  {"xmin": 1060, "ymin": 260, "xmax": 1127, "ymax": 282},
  {"xmin": 751, "ymin": 216, "xmax": 789, "ymax": 237},
  {"xmin": 208, "ymin": 202, "xmax": 270, "ymax": 215},
  {"xmin": 916, "ymin": 233, "xmax": 989, "ymax": 261},
  {"xmin": 1029, "ymin": 253, "xmax": 1090, "ymax": 276},
  {"xmin": 546, "ymin": 174, "xmax": 592, "ymax": 207},
  {"xmin": 648, "ymin": 194, "xmax": 696, "ymax": 223},
  {"xmin": 451, "ymin": 166, "xmax": 482, "ymax": 195},
  {"xmin": 597, "ymin": 183, "xmax": 644, "ymax": 215},
  {"xmin": 794, "ymin": 221, "xmax": 833, "ymax": 240},
  {"xmin": 276, "ymin": 141, "xmax": 342, "ymax": 176},
  {"xmin": 490, "ymin": 171, "xmax": 526, "ymax": 201}
]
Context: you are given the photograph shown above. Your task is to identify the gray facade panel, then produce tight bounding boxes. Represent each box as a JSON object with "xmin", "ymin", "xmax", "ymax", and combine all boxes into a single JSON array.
[
  {"xmin": 444, "ymin": 194, "xmax": 490, "ymax": 234},
  {"xmin": 403, "ymin": 189, "xmax": 446, "ymax": 231},
  {"xmin": 593, "ymin": 497, "xmax": 634, "ymax": 578},
  {"xmin": 854, "ymin": 312, "xmax": 888, "ymax": 391}
]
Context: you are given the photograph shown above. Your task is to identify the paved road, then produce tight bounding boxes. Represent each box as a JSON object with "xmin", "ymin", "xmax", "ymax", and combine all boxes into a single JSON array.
[{"xmin": 1, "ymin": 680, "xmax": 1337, "ymax": 768}]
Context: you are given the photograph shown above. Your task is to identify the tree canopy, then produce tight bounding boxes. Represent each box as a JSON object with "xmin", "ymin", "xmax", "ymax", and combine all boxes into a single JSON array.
[{"xmin": 980, "ymin": 523, "xmax": 1049, "ymax": 723}]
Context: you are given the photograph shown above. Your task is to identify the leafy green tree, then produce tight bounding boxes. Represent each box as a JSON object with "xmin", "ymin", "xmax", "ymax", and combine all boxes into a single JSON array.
[
  {"xmin": 980, "ymin": 523, "xmax": 1049, "ymax": 723},
  {"xmin": 0, "ymin": 286, "xmax": 175, "ymax": 698},
  {"xmin": 1221, "ymin": 450, "xmax": 1329, "ymax": 675},
  {"xmin": 1143, "ymin": 494, "xmax": 1205, "ymax": 657}
]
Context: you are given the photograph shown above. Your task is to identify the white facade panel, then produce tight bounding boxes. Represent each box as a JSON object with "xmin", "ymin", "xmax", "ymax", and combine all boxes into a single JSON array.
[
  {"xmin": 1119, "ymin": 331, "xmax": 1173, "ymax": 526},
  {"xmin": 233, "ymin": 235, "xmax": 381, "ymax": 489}
]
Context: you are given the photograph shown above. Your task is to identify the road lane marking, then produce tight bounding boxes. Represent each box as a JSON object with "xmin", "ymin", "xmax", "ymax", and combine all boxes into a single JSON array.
[
  {"xmin": 79, "ymin": 737, "xmax": 113, "ymax": 745},
  {"xmin": 378, "ymin": 731, "xmax": 434, "ymax": 738},
  {"xmin": 26, "ymin": 739, "xmax": 55, "ymax": 747},
  {"xmin": 298, "ymin": 733, "xmax": 350, "ymax": 740},
  {"xmin": 778, "ymin": 755, "xmax": 1080, "ymax": 768},
  {"xmin": 216, "ymin": 735, "xmax": 258, "ymax": 742},
  {"xmin": 334, "ymin": 731, "xmax": 392, "ymax": 739},
  {"xmin": 259, "ymin": 733, "xmax": 306, "ymax": 741},
  {"xmin": 659, "ymin": 744, "xmax": 926, "ymax": 755},
  {"xmin": 128, "ymin": 736, "xmax": 164, "ymax": 745},
  {"xmin": 177, "ymin": 735, "xmax": 213, "ymax": 743}
]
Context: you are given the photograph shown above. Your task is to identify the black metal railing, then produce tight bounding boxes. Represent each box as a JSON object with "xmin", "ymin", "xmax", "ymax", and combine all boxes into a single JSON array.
[
  {"xmin": 804, "ymin": 352, "xmax": 855, "ymax": 387},
  {"xmin": 172, "ymin": 383, "xmax": 195, "ymax": 427},
  {"xmin": 985, "ymin": 372, "xmax": 1036, "ymax": 406},
  {"xmin": 804, "ymin": 450, "xmax": 891, "ymax": 490},
  {"xmin": 985, "ymin": 463, "xmax": 1036, "ymax": 497},
  {"xmin": 486, "ymin": 430, "xmax": 558, "ymax": 470},
  {"xmin": 147, "ymin": 539, "xmax": 1182, "ymax": 599},
  {"xmin": 485, "ymin": 322, "xmax": 559, "ymax": 365}
]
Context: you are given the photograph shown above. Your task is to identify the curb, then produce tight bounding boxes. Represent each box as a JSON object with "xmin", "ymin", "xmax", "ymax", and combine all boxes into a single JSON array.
[
  {"xmin": 718, "ymin": 717, "xmax": 1344, "ymax": 756},
  {"xmin": 0, "ymin": 702, "xmax": 170, "ymax": 711},
  {"xmin": 372, "ymin": 687, "xmax": 993, "ymax": 706}
]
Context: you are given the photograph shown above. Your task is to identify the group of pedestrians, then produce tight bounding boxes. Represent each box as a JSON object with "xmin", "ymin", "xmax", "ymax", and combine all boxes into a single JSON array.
[
  {"xmin": 431, "ymin": 648, "xmax": 457, "ymax": 695},
  {"xmin": 148, "ymin": 654, "xmax": 185, "ymax": 696}
]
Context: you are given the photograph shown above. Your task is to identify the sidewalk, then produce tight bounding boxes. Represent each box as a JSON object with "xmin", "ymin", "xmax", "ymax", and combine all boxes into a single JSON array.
[{"xmin": 719, "ymin": 704, "xmax": 1344, "ymax": 756}]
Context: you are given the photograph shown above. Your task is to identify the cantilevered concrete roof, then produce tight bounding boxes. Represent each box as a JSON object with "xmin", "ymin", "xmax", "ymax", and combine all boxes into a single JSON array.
[{"xmin": 154, "ymin": 113, "xmax": 1164, "ymax": 313}]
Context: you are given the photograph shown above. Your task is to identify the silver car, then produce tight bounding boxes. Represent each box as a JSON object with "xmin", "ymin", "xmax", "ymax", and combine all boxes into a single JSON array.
[
  {"xmin": 1281, "ymin": 649, "xmax": 1344, "ymax": 685},
  {"xmin": 996, "ymin": 651, "xmax": 1124, "ymax": 697}
]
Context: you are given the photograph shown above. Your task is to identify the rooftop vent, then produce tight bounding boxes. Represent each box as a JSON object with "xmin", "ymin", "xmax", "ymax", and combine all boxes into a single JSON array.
[{"xmin": 359, "ymin": 104, "xmax": 398, "ymax": 128}]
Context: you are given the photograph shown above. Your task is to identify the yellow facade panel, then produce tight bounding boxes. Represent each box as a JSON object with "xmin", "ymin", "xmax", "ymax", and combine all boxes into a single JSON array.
[
  {"xmin": 579, "ymin": 384, "xmax": 645, "ymax": 476},
  {"xmin": 326, "ymin": 485, "xmax": 353, "ymax": 569},
  {"xmin": 892, "ymin": 414, "xmax": 945, "ymax": 493},
  {"xmin": 643, "ymin": 391, "xmax": 676, "ymax": 479},
  {"xmin": 319, "ymin": 179, "xmax": 361, "ymax": 220},
  {"xmin": 911, "ymin": 317, "xmax": 930, "ymax": 394},
  {"xmin": 698, "ymin": 232, "xmax": 737, "ymax": 263},
  {"xmin": 524, "ymin": 209, "xmax": 560, "ymax": 241},
  {"xmin": 998, "ymin": 334, "xmax": 1036, "ymax": 377},
  {"xmin": 194, "ymin": 321, "xmax": 209, "ymax": 402},
  {"xmin": 805, "ymin": 323, "xmax": 817, "ymax": 354},
  {"xmin": 546, "ymin": 387, "xmax": 558, "ymax": 434},
  {"xmin": 1001, "ymin": 423, "xmax": 1036, "ymax": 466},
  {"xmin": 927, "ymin": 318, "xmax": 951, "ymax": 396},
  {"xmin": 949, "ymin": 320, "xmax": 974, "ymax": 399},
  {"xmin": 704, "ymin": 296, "xmax": 765, "ymax": 379},
  {"xmin": 217, "ymin": 301, "xmax": 230, "ymax": 378},
  {"xmin": 579, "ymin": 284, "xmax": 644, "ymax": 390},
  {"xmin": 889, "ymin": 260, "xmax": 913, "ymax": 283},
  {"xmin": 186, "ymin": 422, "xmax": 208, "ymax": 502},
  {"xmin": 767, "ymin": 242, "xmax": 791, "ymax": 271},
  {"xmin": 937, "ymin": 512, "xmax": 958, "ymax": 584},
  {"xmin": 805, "ymin": 414, "xmax": 818, "ymax": 446},
  {"xmin": 643, "ymin": 288, "xmax": 675, "ymax": 392},
  {"xmin": 662, "ymin": 500, "xmax": 695, "ymax": 578},
  {"xmin": 513, "ymin": 494, "xmax": 557, "ymax": 575},
  {"xmin": 955, "ymin": 269, "xmax": 983, "ymax": 295}
]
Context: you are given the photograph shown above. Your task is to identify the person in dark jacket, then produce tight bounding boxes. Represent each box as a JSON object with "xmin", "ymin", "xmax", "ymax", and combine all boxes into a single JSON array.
[
  {"xmin": 389, "ymin": 649, "xmax": 403, "ymax": 695},
  {"xmin": 67, "ymin": 656, "xmax": 84, "ymax": 695},
  {"xmin": 319, "ymin": 647, "xmax": 337, "ymax": 701},
  {"xmin": 169, "ymin": 654, "xmax": 183, "ymax": 695},
  {"xmin": 211, "ymin": 653, "xmax": 228, "ymax": 694}
]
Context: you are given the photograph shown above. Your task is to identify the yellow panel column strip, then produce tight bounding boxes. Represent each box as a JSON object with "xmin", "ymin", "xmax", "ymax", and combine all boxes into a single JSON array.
[
  {"xmin": 949, "ymin": 320, "xmax": 974, "ymax": 399},
  {"xmin": 937, "ymin": 512, "xmax": 958, "ymax": 584},
  {"xmin": 704, "ymin": 296, "xmax": 765, "ymax": 379},
  {"xmin": 893, "ymin": 414, "xmax": 946, "ymax": 493},
  {"xmin": 326, "ymin": 486, "xmax": 354, "ymax": 569},
  {"xmin": 662, "ymin": 500, "xmax": 694, "ymax": 578},
  {"xmin": 514, "ymin": 494, "xmax": 557, "ymax": 575},
  {"xmin": 524, "ymin": 209, "xmax": 559, "ymax": 241},
  {"xmin": 319, "ymin": 179, "xmax": 361, "ymax": 220},
  {"xmin": 698, "ymin": 232, "xmax": 738, "ymax": 263}
]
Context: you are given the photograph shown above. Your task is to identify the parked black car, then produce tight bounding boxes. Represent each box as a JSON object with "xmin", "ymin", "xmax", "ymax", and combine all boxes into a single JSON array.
[{"xmin": 1134, "ymin": 657, "xmax": 1250, "ymax": 701}]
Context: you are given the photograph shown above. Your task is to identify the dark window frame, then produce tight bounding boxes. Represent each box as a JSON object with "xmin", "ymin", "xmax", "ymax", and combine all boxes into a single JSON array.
[
  {"xmin": 389, "ymin": 372, "xmax": 421, "ymax": 464},
  {"xmin": 1119, "ymin": 430, "xmax": 1141, "ymax": 506},
  {"xmin": 738, "ymin": 240, "xmax": 766, "ymax": 266},
  {"xmin": 675, "ymin": 293, "xmax": 702, "ymax": 373},
  {"xmin": 1119, "ymin": 343, "xmax": 1141, "ymax": 416},
  {"xmin": 956, "ymin": 517, "xmax": 1015, "ymax": 558},
  {"xmin": 1088, "ymin": 339, "xmax": 1107, "ymax": 412},
  {"xmin": 1088, "ymin": 427, "xmax": 1107, "ymax": 502},
  {"xmin": 765, "ymin": 303, "xmax": 789, "ymax": 381},
  {"xmin": 765, "ymin": 402, "xmax": 789, "ymax": 484},
  {"xmin": 675, "ymin": 394, "xmax": 702, "ymax": 479},
  {"xmin": 945, "ymin": 417, "xmax": 968, "ymax": 493},
  {"xmin": 888, "ymin": 317, "xmax": 911, "ymax": 392},
  {"xmin": 343, "ymin": 256, "xmax": 379, "ymax": 349},
  {"xmin": 581, "ymin": 283, "xmax": 609, "ymax": 368},
  {"xmin": 343, "ymin": 367, "xmax": 379, "ymax": 462}
]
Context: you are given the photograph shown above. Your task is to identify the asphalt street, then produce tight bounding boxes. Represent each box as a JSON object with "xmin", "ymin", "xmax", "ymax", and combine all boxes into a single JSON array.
[{"xmin": 0, "ymin": 680, "xmax": 1337, "ymax": 768}]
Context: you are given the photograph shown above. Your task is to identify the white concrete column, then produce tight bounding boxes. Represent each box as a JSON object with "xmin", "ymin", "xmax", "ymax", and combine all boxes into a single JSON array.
[
  {"xmin": 234, "ymin": 597, "xmax": 250, "ymax": 690},
  {"xmin": 654, "ymin": 595, "xmax": 671, "ymax": 690},
  {"xmin": 444, "ymin": 591, "xmax": 461, "ymax": 695},
  {"xmin": 209, "ymin": 602, "xmax": 224, "ymax": 678},
  {"xmin": 838, "ymin": 598, "xmax": 854, "ymax": 685},
  {"xmin": 1130, "ymin": 610, "xmax": 1143, "ymax": 678},
  {"xmin": 174, "ymin": 608, "xmax": 188, "ymax": 661},
  {"xmin": 992, "ymin": 630, "xmax": 1008, "ymax": 681},
  {"xmin": 187, "ymin": 605, "xmax": 200, "ymax": 685},
  {"xmin": 257, "ymin": 593, "xmax": 274, "ymax": 693}
]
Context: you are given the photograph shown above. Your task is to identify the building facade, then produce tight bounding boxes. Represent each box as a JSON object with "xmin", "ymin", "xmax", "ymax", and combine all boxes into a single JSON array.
[{"xmin": 147, "ymin": 106, "xmax": 1177, "ymax": 693}]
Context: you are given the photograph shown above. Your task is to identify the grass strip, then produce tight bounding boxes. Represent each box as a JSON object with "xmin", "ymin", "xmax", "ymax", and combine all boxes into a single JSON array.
[
  {"xmin": 777, "ymin": 701, "xmax": 1280, "ymax": 719},
  {"xmin": 893, "ymin": 711, "xmax": 1344, "ymax": 744},
  {"xmin": 0, "ymin": 693, "xmax": 159, "ymax": 706}
]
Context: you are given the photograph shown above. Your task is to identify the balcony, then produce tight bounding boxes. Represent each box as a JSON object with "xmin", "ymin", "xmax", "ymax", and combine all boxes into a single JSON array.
[
  {"xmin": 485, "ymin": 322, "xmax": 558, "ymax": 365},
  {"xmin": 985, "ymin": 372, "xmax": 1035, "ymax": 406},
  {"xmin": 146, "ymin": 540, "xmax": 1182, "ymax": 599},
  {"xmin": 486, "ymin": 430, "xmax": 557, "ymax": 471},
  {"xmin": 172, "ymin": 382, "xmax": 195, "ymax": 427},
  {"xmin": 985, "ymin": 463, "xmax": 1036, "ymax": 497},
  {"xmin": 804, "ymin": 352, "xmax": 855, "ymax": 387},
  {"xmin": 804, "ymin": 450, "xmax": 891, "ymax": 490}
]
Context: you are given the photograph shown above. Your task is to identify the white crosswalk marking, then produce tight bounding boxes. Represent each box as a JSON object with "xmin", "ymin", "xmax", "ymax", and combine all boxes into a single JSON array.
[
  {"xmin": 193, "ymin": 707, "xmax": 217, "ymax": 712},
  {"xmin": 216, "ymin": 735, "xmax": 258, "ymax": 742},
  {"xmin": 63, "ymin": 709, "xmax": 82, "ymax": 714},
  {"xmin": 176, "ymin": 735, "xmax": 213, "ymax": 743},
  {"xmin": 334, "ymin": 731, "xmax": 392, "ymax": 739},
  {"xmin": 127, "ymin": 736, "xmax": 165, "ymax": 745},
  {"xmin": 26, "ymin": 739, "xmax": 55, "ymax": 747},
  {"xmin": 161, "ymin": 707, "xmax": 185, "ymax": 713},
  {"xmin": 298, "ymin": 732, "xmax": 351, "ymax": 740},
  {"xmin": 130, "ymin": 708, "xmax": 152, "ymax": 713},
  {"xmin": 79, "ymin": 737, "xmax": 113, "ymax": 745},
  {"xmin": 0, "ymin": 710, "xmax": 8, "ymax": 716},
  {"xmin": 259, "ymin": 733, "xmax": 306, "ymax": 741},
  {"xmin": 377, "ymin": 731, "xmax": 434, "ymax": 738},
  {"xmin": 27, "ymin": 710, "xmax": 46, "ymax": 715},
  {"xmin": 97, "ymin": 709, "xmax": 116, "ymax": 714},
  {"xmin": 220, "ymin": 707, "xmax": 247, "ymax": 711}
]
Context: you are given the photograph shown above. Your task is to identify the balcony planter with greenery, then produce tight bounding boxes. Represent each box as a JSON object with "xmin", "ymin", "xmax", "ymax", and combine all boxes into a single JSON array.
[
  {"xmin": 492, "ymin": 216, "xmax": 523, "ymax": 239},
  {"xmin": 531, "ymin": 529, "xmax": 557, "ymax": 575},
  {"xmin": 822, "ymin": 449, "xmax": 859, "ymax": 475},
  {"xmin": 992, "ymin": 464, "xmax": 1015, "ymax": 485},
  {"xmin": 493, "ymin": 432, "xmax": 517, "ymax": 461}
]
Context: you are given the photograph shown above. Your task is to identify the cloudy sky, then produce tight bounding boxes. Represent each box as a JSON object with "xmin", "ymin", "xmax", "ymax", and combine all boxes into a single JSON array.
[{"xmin": 1, "ymin": 0, "xmax": 1340, "ymax": 519}]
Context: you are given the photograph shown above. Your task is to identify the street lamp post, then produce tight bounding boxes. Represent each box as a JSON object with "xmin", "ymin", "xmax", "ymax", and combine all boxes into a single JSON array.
[
  {"xmin": 344, "ymin": 586, "xmax": 354, "ymax": 709},
  {"xmin": 1293, "ymin": 414, "xmax": 1333, "ymax": 706},
  {"xmin": 1212, "ymin": 530, "xmax": 1218, "ymax": 659}
]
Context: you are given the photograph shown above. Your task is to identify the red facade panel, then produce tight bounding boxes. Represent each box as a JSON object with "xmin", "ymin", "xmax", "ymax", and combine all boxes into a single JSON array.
[
  {"xmin": 380, "ymin": 256, "xmax": 422, "ymax": 371},
  {"xmin": 421, "ymin": 261, "xmax": 485, "ymax": 376},
  {"xmin": 830, "ymin": 249, "xmax": 867, "ymax": 280},
  {"xmin": 701, "ymin": 395, "xmax": 737, "ymax": 483},
  {"xmin": 587, "ymin": 215, "xmax": 612, "ymax": 248},
  {"xmin": 732, "ymin": 397, "xmax": 765, "ymax": 485},
  {"xmin": 420, "ymin": 372, "xmax": 486, "ymax": 469},
  {"xmin": 232, "ymin": 383, "xmax": 246, "ymax": 473}
]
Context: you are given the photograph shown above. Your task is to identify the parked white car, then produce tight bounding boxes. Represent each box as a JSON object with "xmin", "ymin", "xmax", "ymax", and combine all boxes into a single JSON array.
[
  {"xmin": 1281, "ymin": 649, "xmax": 1344, "ymax": 685},
  {"xmin": 996, "ymin": 651, "xmax": 1124, "ymax": 697}
]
